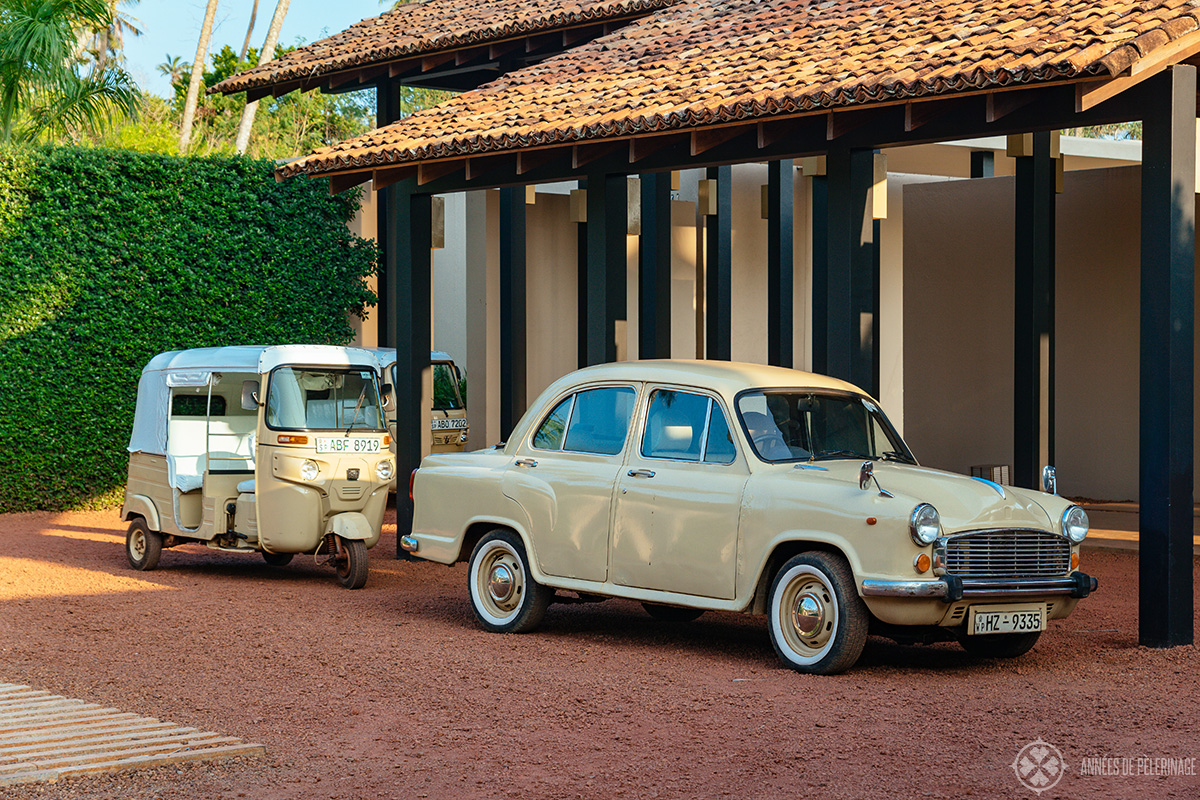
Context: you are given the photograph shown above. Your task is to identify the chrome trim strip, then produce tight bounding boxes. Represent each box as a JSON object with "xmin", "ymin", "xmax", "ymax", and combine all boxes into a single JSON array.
[
  {"xmin": 863, "ymin": 576, "xmax": 1084, "ymax": 600},
  {"xmin": 861, "ymin": 580, "xmax": 948, "ymax": 598}
]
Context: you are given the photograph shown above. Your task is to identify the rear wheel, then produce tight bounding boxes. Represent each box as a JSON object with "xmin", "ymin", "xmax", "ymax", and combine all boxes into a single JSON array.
[
  {"xmin": 642, "ymin": 603, "xmax": 704, "ymax": 623},
  {"xmin": 335, "ymin": 539, "xmax": 369, "ymax": 589},
  {"xmin": 468, "ymin": 530, "xmax": 551, "ymax": 633},
  {"xmin": 767, "ymin": 552, "xmax": 868, "ymax": 674},
  {"xmin": 261, "ymin": 551, "xmax": 293, "ymax": 567},
  {"xmin": 126, "ymin": 518, "xmax": 162, "ymax": 571},
  {"xmin": 958, "ymin": 631, "xmax": 1041, "ymax": 659}
]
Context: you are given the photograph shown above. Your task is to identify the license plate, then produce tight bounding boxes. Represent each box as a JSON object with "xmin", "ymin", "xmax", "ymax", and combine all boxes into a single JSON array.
[
  {"xmin": 431, "ymin": 418, "xmax": 468, "ymax": 431},
  {"xmin": 968, "ymin": 604, "xmax": 1046, "ymax": 635},
  {"xmin": 315, "ymin": 437, "xmax": 382, "ymax": 454}
]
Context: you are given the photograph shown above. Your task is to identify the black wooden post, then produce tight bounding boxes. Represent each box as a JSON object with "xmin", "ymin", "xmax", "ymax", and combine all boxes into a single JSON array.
[
  {"xmin": 970, "ymin": 150, "xmax": 995, "ymax": 179},
  {"xmin": 375, "ymin": 81, "xmax": 406, "ymax": 346},
  {"xmin": 576, "ymin": 179, "xmax": 589, "ymax": 369},
  {"xmin": 705, "ymin": 165, "xmax": 732, "ymax": 361},
  {"xmin": 810, "ymin": 173, "xmax": 829, "ymax": 375},
  {"xmin": 639, "ymin": 172, "xmax": 672, "ymax": 359},
  {"xmin": 585, "ymin": 173, "xmax": 627, "ymax": 365},
  {"xmin": 499, "ymin": 186, "xmax": 527, "ymax": 439},
  {"xmin": 1013, "ymin": 131, "xmax": 1056, "ymax": 490},
  {"xmin": 767, "ymin": 160, "xmax": 794, "ymax": 367},
  {"xmin": 389, "ymin": 179, "xmax": 432, "ymax": 544},
  {"xmin": 823, "ymin": 147, "xmax": 876, "ymax": 394},
  {"xmin": 1139, "ymin": 65, "xmax": 1196, "ymax": 648}
]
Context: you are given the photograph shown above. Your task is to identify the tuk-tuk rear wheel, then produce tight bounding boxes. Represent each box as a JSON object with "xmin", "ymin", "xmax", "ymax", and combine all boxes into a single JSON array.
[
  {"xmin": 335, "ymin": 538, "xmax": 369, "ymax": 589},
  {"xmin": 126, "ymin": 518, "xmax": 162, "ymax": 571}
]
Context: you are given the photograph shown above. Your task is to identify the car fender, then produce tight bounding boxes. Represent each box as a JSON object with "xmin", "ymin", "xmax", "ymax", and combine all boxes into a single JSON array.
[
  {"xmin": 742, "ymin": 530, "xmax": 865, "ymax": 608},
  {"xmin": 327, "ymin": 511, "xmax": 373, "ymax": 540},
  {"xmin": 123, "ymin": 494, "xmax": 161, "ymax": 532}
]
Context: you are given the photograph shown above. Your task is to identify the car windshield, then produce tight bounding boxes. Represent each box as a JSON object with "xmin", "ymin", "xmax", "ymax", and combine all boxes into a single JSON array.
[
  {"xmin": 736, "ymin": 390, "xmax": 914, "ymax": 464},
  {"xmin": 267, "ymin": 368, "xmax": 385, "ymax": 431}
]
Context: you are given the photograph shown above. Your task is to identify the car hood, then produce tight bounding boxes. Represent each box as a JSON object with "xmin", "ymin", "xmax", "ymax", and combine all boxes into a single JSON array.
[{"xmin": 795, "ymin": 460, "xmax": 1054, "ymax": 533}]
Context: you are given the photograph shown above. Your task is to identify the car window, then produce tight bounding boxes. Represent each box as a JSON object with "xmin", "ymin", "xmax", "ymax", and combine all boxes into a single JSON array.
[
  {"xmin": 642, "ymin": 390, "xmax": 706, "ymax": 461},
  {"xmin": 532, "ymin": 396, "xmax": 573, "ymax": 450},
  {"xmin": 563, "ymin": 387, "xmax": 636, "ymax": 455},
  {"xmin": 703, "ymin": 403, "xmax": 736, "ymax": 464}
]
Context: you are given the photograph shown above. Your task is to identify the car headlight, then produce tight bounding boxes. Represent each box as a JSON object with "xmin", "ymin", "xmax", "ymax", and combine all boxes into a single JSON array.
[
  {"xmin": 909, "ymin": 504, "xmax": 941, "ymax": 546},
  {"xmin": 300, "ymin": 459, "xmax": 320, "ymax": 482},
  {"xmin": 1062, "ymin": 505, "xmax": 1089, "ymax": 543},
  {"xmin": 375, "ymin": 459, "xmax": 394, "ymax": 482}
]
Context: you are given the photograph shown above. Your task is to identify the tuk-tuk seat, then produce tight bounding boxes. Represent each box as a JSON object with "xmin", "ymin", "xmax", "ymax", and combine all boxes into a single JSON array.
[{"xmin": 237, "ymin": 479, "xmax": 256, "ymax": 494}]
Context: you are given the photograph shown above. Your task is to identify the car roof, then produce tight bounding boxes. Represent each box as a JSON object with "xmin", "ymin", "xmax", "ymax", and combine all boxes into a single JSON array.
[{"xmin": 555, "ymin": 359, "xmax": 868, "ymax": 398}]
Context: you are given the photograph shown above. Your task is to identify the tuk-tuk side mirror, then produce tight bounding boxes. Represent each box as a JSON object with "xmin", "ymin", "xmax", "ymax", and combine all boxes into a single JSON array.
[
  {"xmin": 380, "ymin": 383, "xmax": 395, "ymax": 412},
  {"xmin": 241, "ymin": 380, "xmax": 261, "ymax": 410}
]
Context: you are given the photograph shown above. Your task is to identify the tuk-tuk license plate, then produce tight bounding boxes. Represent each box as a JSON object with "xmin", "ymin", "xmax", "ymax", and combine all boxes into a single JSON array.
[
  {"xmin": 968, "ymin": 604, "xmax": 1046, "ymax": 635},
  {"xmin": 315, "ymin": 438, "xmax": 382, "ymax": 454},
  {"xmin": 431, "ymin": 418, "xmax": 469, "ymax": 430}
]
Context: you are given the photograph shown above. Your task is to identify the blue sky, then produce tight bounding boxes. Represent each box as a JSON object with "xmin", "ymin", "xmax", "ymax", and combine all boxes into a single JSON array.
[{"xmin": 123, "ymin": 1, "xmax": 391, "ymax": 97}]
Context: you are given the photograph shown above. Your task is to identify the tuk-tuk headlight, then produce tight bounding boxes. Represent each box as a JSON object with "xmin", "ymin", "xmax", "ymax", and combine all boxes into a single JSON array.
[
  {"xmin": 1062, "ymin": 505, "xmax": 1089, "ymax": 543},
  {"xmin": 375, "ymin": 459, "xmax": 394, "ymax": 482},
  {"xmin": 300, "ymin": 459, "xmax": 320, "ymax": 482}
]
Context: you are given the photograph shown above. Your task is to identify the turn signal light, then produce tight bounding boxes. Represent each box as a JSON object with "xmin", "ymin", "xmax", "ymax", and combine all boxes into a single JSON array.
[
  {"xmin": 914, "ymin": 553, "xmax": 931, "ymax": 574},
  {"xmin": 278, "ymin": 435, "xmax": 309, "ymax": 445},
  {"xmin": 1071, "ymin": 551, "xmax": 1080, "ymax": 571},
  {"xmin": 384, "ymin": 435, "xmax": 392, "ymax": 446}
]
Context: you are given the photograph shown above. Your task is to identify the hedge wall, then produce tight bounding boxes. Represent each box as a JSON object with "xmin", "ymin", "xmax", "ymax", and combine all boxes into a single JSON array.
[{"xmin": 0, "ymin": 146, "xmax": 377, "ymax": 513}]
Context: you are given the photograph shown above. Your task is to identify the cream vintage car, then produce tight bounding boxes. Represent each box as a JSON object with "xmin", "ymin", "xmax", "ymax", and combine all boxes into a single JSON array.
[{"xmin": 405, "ymin": 361, "xmax": 1097, "ymax": 674}]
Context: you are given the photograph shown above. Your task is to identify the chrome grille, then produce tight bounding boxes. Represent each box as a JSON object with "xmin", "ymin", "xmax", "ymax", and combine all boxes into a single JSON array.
[{"xmin": 944, "ymin": 530, "xmax": 1071, "ymax": 578}]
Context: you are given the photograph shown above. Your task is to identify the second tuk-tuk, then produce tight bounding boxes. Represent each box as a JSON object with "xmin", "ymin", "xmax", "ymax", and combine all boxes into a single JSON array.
[
  {"xmin": 121, "ymin": 345, "xmax": 394, "ymax": 588},
  {"xmin": 370, "ymin": 349, "xmax": 469, "ymax": 453}
]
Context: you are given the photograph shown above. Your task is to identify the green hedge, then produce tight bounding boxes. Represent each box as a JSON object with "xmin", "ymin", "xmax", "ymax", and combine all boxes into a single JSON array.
[{"xmin": 0, "ymin": 146, "xmax": 377, "ymax": 512}]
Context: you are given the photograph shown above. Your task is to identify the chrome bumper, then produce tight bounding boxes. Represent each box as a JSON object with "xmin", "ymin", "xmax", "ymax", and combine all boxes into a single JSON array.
[{"xmin": 862, "ymin": 572, "xmax": 1098, "ymax": 602}]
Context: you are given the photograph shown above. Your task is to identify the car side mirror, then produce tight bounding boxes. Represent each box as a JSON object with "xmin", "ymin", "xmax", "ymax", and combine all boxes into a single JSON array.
[
  {"xmin": 241, "ymin": 380, "xmax": 261, "ymax": 410},
  {"xmin": 380, "ymin": 383, "xmax": 394, "ymax": 411},
  {"xmin": 1042, "ymin": 465, "xmax": 1057, "ymax": 495},
  {"xmin": 859, "ymin": 461, "xmax": 874, "ymax": 490}
]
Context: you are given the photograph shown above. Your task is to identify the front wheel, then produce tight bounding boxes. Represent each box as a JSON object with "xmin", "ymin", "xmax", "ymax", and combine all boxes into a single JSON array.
[
  {"xmin": 468, "ymin": 530, "xmax": 551, "ymax": 633},
  {"xmin": 958, "ymin": 631, "xmax": 1041, "ymax": 659},
  {"xmin": 262, "ymin": 551, "xmax": 293, "ymax": 567},
  {"xmin": 126, "ymin": 518, "xmax": 162, "ymax": 571},
  {"xmin": 767, "ymin": 552, "xmax": 868, "ymax": 674},
  {"xmin": 335, "ymin": 539, "xmax": 369, "ymax": 589}
]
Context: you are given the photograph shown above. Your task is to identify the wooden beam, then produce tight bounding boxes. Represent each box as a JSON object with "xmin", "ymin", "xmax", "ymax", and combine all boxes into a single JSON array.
[
  {"xmin": 329, "ymin": 172, "xmax": 372, "ymax": 195},
  {"xmin": 826, "ymin": 107, "xmax": 885, "ymax": 140},
  {"xmin": 757, "ymin": 116, "xmax": 823, "ymax": 149},
  {"xmin": 465, "ymin": 154, "xmax": 509, "ymax": 180},
  {"xmin": 986, "ymin": 89, "xmax": 1038, "ymax": 123},
  {"xmin": 525, "ymin": 32, "xmax": 559, "ymax": 54},
  {"xmin": 573, "ymin": 140, "xmax": 622, "ymax": 169},
  {"xmin": 1131, "ymin": 28, "xmax": 1200, "ymax": 77},
  {"xmin": 325, "ymin": 70, "xmax": 361, "ymax": 90},
  {"xmin": 455, "ymin": 46, "xmax": 486, "ymax": 67},
  {"xmin": 358, "ymin": 65, "xmax": 386, "ymax": 84},
  {"xmin": 690, "ymin": 126, "xmax": 745, "ymax": 156},
  {"xmin": 517, "ymin": 149, "xmax": 558, "ymax": 175},
  {"xmin": 418, "ymin": 159, "xmax": 463, "ymax": 185},
  {"xmin": 904, "ymin": 98, "xmax": 956, "ymax": 131},
  {"xmin": 421, "ymin": 52, "xmax": 455, "ymax": 72},
  {"xmin": 245, "ymin": 86, "xmax": 273, "ymax": 103},
  {"xmin": 562, "ymin": 25, "xmax": 599, "ymax": 49},
  {"xmin": 389, "ymin": 59, "xmax": 419, "ymax": 78},
  {"xmin": 632, "ymin": 133, "xmax": 684, "ymax": 162},
  {"xmin": 372, "ymin": 166, "xmax": 417, "ymax": 191},
  {"xmin": 488, "ymin": 40, "xmax": 522, "ymax": 60}
]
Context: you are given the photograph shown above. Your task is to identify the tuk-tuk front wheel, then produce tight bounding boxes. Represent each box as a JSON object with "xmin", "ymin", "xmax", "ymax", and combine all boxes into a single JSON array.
[
  {"xmin": 262, "ymin": 552, "xmax": 293, "ymax": 567},
  {"xmin": 126, "ymin": 518, "xmax": 162, "ymax": 571},
  {"xmin": 335, "ymin": 538, "xmax": 369, "ymax": 589}
]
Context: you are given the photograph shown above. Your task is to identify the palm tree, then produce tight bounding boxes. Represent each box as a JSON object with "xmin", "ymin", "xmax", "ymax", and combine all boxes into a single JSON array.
[
  {"xmin": 76, "ymin": 0, "xmax": 141, "ymax": 72},
  {"xmin": 178, "ymin": 0, "xmax": 218, "ymax": 152},
  {"xmin": 234, "ymin": 0, "xmax": 288, "ymax": 154},
  {"xmin": 0, "ymin": 0, "xmax": 141, "ymax": 143},
  {"xmin": 156, "ymin": 54, "xmax": 183, "ymax": 87},
  {"xmin": 238, "ymin": 0, "xmax": 259, "ymax": 63}
]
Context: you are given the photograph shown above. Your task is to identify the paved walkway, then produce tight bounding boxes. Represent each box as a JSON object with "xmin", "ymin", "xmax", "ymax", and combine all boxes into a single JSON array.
[{"xmin": 1080, "ymin": 502, "xmax": 1200, "ymax": 555}]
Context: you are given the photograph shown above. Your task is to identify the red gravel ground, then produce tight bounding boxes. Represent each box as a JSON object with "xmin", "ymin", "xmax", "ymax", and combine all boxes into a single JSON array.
[{"xmin": 2, "ymin": 508, "xmax": 1198, "ymax": 800}]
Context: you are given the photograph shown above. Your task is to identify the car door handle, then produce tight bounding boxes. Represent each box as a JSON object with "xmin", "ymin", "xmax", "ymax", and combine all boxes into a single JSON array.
[
  {"xmin": 515, "ymin": 458, "xmax": 538, "ymax": 468},
  {"xmin": 627, "ymin": 469, "xmax": 655, "ymax": 478}
]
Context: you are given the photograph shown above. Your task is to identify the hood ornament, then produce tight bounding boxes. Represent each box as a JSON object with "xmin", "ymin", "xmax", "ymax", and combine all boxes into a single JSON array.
[{"xmin": 859, "ymin": 461, "xmax": 894, "ymax": 498}]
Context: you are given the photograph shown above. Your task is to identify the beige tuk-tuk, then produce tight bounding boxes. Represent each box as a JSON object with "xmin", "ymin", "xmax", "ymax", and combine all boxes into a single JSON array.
[
  {"xmin": 371, "ymin": 349, "xmax": 469, "ymax": 453},
  {"xmin": 121, "ymin": 345, "xmax": 394, "ymax": 588}
]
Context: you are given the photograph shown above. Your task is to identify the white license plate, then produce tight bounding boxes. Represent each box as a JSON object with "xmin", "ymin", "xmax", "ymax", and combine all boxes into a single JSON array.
[
  {"xmin": 431, "ymin": 418, "xmax": 468, "ymax": 431},
  {"xmin": 968, "ymin": 604, "xmax": 1046, "ymax": 635},
  {"xmin": 315, "ymin": 437, "xmax": 382, "ymax": 454}
]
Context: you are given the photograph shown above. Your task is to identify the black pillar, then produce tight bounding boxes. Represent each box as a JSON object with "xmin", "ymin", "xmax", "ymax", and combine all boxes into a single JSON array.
[
  {"xmin": 639, "ymin": 173, "xmax": 672, "ymax": 359},
  {"xmin": 705, "ymin": 165, "xmax": 732, "ymax": 360},
  {"xmin": 388, "ymin": 179, "xmax": 432, "ymax": 544},
  {"xmin": 584, "ymin": 173, "xmax": 627, "ymax": 365},
  {"xmin": 822, "ymin": 148, "xmax": 877, "ymax": 395},
  {"xmin": 576, "ymin": 180, "xmax": 588, "ymax": 369},
  {"xmin": 810, "ymin": 174, "xmax": 828, "ymax": 374},
  {"xmin": 970, "ymin": 150, "xmax": 995, "ymax": 179},
  {"xmin": 1013, "ymin": 132, "xmax": 1056, "ymax": 490},
  {"xmin": 1139, "ymin": 65, "xmax": 1196, "ymax": 648},
  {"xmin": 375, "ymin": 82, "xmax": 405, "ymax": 346},
  {"xmin": 767, "ymin": 160, "xmax": 794, "ymax": 367},
  {"xmin": 499, "ymin": 186, "xmax": 527, "ymax": 439}
]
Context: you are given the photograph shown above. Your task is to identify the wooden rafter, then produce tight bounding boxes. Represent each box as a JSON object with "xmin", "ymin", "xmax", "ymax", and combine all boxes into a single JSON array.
[
  {"xmin": 1078, "ymin": 28, "xmax": 1200, "ymax": 111},
  {"xmin": 517, "ymin": 149, "xmax": 558, "ymax": 175},
  {"xmin": 690, "ymin": 126, "xmax": 744, "ymax": 156},
  {"xmin": 329, "ymin": 172, "xmax": 373, "ymax": 195},
  {"xmin": 418, "ymin": 160, "xmax": 462, "ymax": 185},
  {"xmin": 573, "ymin": 140, "xmax": 622, "ymax": 168},
  {"xmin": 986, "ymin": 88, "xmax": 1038, "ymax": 122},
  {"xmin": 632, "ymin": 133, "xmax": 683, "ymax": 162},
  {"xmin": 372, "ymin": 166, "xmax": 416, "ymax": 191}
]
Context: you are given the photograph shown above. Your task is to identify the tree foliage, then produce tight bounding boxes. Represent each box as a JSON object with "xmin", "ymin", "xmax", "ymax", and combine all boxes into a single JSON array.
[{"xmin": 0, "ymin": 146, "xmax": 378, "ymax": 512}]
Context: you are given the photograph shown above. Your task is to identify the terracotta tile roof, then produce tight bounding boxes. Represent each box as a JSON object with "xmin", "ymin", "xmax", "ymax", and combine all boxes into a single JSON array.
[
  {"xmin": 279, "ymin": 0, "xmax": 1200, "ymax": 179},
  {"xmin": 211, "ymin": 0, "xmax": 677, "ymax": 94}
]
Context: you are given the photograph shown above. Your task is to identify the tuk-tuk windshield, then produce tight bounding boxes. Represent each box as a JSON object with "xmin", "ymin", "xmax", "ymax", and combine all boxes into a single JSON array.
[
  {"xmin": 267, "ymin": 367, "xmax": 385, "ymax": 431},
  {"xmin": 388, "ymin": 362, "xmax": 465, "ymax": 411}
]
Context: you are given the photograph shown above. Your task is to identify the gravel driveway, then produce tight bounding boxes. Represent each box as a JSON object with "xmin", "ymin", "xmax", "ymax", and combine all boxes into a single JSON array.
[{"xmin": 2, "ymin": 508, "xmax": 1197, "ymax": 799}]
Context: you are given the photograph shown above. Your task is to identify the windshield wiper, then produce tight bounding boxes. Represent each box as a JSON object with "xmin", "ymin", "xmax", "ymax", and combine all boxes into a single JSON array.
[
  {"xmin": 810, "ymin": 449, "xmax": 867, "ymax": 461},
  {"xmin": 344, "ymin": 385, "xmax": 368, "ymax": 436},
  {"xmin": 879, "ymin": 450, "xmax": 916, "ymax": 464}
]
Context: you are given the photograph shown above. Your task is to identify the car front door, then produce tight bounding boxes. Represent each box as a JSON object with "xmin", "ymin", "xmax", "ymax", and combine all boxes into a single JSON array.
[
  {"xmin": 501, "ymin": 384, "xmax": 639, "ymax": 583},
  {"xmin": 610, "ymin": 387, "xmax": 748, "ymax": 600}
]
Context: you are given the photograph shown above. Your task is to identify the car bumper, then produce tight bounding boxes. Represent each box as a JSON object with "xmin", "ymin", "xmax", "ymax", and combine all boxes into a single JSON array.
[{"xmin": 861, "ymin": 572, "xmax": 1098, "ymax": 602}]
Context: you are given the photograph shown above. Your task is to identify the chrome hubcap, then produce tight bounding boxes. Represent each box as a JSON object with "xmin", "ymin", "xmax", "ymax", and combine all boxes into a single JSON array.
[
  {"xmin": 488, "ymin": 564, "xmax": 515, "ymax": 603},
  {"xmin": 791, "ymin": 592, "xmax": 825, "ymax": 638}
]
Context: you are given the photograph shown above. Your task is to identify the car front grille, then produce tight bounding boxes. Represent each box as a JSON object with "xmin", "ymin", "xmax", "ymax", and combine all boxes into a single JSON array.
[{"xmin": 943, "ymin": 530, "xmax": 1071, "ymax": 578}]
